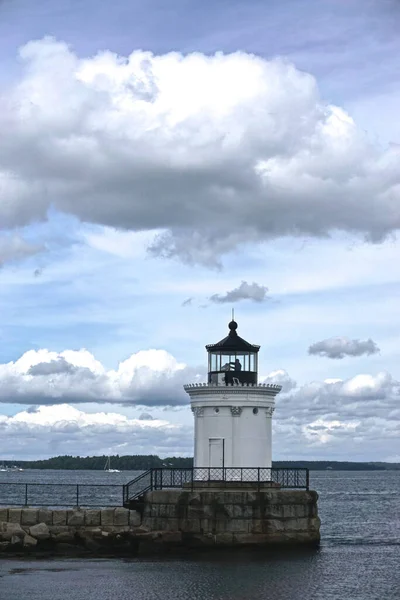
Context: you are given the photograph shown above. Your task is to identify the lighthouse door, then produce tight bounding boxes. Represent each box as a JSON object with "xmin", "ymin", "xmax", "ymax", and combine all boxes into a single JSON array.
[{"xmin": 209, "ymin": 438, "xmax": 224, "ymax": 478}]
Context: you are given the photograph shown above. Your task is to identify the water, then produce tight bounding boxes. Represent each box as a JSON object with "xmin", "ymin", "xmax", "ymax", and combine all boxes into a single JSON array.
[
  {"xmin": 0, "ymin": 470, "xmax": 399, "ymax": 599},
  {"xmin": 0, "ymin": 469, "xmax": 139, "ymax": 507}
]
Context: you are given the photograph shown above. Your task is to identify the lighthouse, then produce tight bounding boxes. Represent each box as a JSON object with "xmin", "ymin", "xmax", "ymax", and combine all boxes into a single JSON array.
[
  {"xmin": 123, "ymin": 317, "xmax": 319, "ymax": 549},
  {"xmin": 184, "ymin": 319, "xmax": 282, "ymax": 471}
]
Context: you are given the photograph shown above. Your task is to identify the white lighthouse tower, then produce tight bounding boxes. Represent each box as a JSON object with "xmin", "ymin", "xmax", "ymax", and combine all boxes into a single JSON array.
[{"xmin": 184, "ymin": 319, "xmax": 281, "ymax": 472}]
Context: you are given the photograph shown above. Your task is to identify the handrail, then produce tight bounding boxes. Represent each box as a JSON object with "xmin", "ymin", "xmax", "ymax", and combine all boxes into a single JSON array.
[
  {"xmin": 0, "ymin": 482, "xmax": 122, "ymax": 507},
  {"xmin": 123, "ymin": 469, "xmax": 152, "ymax": 504}
]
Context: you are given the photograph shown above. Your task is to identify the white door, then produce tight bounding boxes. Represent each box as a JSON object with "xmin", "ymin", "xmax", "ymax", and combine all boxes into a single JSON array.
[{"xmin": 209, "ymin": 438, "xmax": 224, "ymax": 479}]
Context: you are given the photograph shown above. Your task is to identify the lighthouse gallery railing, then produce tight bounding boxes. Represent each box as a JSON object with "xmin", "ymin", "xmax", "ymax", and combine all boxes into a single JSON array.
[{"xmin": 123, "ymin": 467, "xmax": 309, "ymax": 504}]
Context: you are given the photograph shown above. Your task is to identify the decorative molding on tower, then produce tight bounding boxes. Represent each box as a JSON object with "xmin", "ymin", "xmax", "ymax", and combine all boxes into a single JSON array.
[
  {"xmin": 185, "ymin": 383, "xmax": 282, "ymax": 390},
  {"xmin": 265, "ymin": 407, "xmax": 275, "ymax": 417},
  {"xmin": 230, "ymin": 406, "xmax": 242, "ymax": 417},
  {"xmin": 184, "ymin": 383, "xmax": 282, "ymax": 398},
  {"xmin": 191, "ymin": 406, "xmax": 204, "ymax": 417}
]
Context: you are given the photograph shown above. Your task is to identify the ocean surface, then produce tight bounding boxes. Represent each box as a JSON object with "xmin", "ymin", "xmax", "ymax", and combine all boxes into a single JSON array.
[{"xmin": 0, "ymin": 470, "xmax": 399, "ymax": 600}]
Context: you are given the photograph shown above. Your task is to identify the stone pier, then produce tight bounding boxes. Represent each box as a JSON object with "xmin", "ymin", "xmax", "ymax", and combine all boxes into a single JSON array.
[{"xmin": 0, "ymin": 488, "xmax": 320, "ymax": 556}]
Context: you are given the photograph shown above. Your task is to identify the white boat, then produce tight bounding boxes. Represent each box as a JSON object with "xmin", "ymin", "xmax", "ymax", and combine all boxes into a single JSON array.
[
  {"xmin": 104, "ymin": 456, "xmax": 120, "ymax": 473},
  {"xmin": 0, "ymin": 464, "xmax": 23, "ymax": 472}
]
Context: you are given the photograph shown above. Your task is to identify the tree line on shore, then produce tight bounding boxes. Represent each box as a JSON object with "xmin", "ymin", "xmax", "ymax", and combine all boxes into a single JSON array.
[{"xmin": 2, "ymin": 455, "xmax": 398, "ymax": 470}]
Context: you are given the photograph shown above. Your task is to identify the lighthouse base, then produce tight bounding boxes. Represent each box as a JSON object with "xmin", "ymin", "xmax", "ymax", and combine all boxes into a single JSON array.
[{"xmin": 136, "ymin": 488, "xmax": 320, "ymax": 553}]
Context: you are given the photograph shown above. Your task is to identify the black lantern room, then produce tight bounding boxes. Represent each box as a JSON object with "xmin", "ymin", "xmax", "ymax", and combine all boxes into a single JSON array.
[{"xmin": 206, "ymin": 320, "xmax": 260, "ymax": 385}]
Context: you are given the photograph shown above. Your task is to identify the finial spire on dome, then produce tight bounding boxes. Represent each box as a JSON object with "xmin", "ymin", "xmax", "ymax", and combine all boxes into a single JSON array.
[{"xmin": 228, "ymin": 310, "xmax": 238, "ymax": 336}]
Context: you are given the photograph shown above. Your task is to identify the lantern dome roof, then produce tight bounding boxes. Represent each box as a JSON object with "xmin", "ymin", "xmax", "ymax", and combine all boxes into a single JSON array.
[{"xmin": 205, "ymin": 320, "xmax": 260, "ymax": 353}]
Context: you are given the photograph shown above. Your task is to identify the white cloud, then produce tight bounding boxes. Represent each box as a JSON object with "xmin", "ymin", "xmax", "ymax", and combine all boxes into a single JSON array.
[
  {"xmin": 272, "ymin": 370, "xmax": 400, "ymax": 460},
  {"xmin": 0, "ymin": 348, "xmax": 203, "ymax": 407},
  {"xmin": 301, "ymin": 419, "xmax": 359, "ymax": 445},
  {"xmin": 261, "ymin": 369, "xmax": 297, "ymax": 393},
  {"xmin": 280, "ymin": 371, "xmax": 400, "ymax": 421},
  {"xmin": 308, "ymin": 336, "xmax": 380, "ymax": 359},
  {"xmin": 82, "ymin": 227, "xmax": 157, "ymax": 260},
  {"xmin": 209, "ymin": 281, "xmax": 269, "ymax": 304},
  {"xmin": 1, "ymin": 38, "xmax": 400, "ymax": 265},
  {"xmin": 0, "ymin": 404, "xmax": 193, "ymax": 460}
]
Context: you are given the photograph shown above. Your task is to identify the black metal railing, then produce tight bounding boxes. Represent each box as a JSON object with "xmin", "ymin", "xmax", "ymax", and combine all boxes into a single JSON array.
[
  {"xmin": 123, "ymin": 467, "xmax": 309, "ymax": 504},
  {"xmin": 0, "ymin": 468, "xmax": 309, "ymax": 507},
  {"xmin": 0, "ymin": 482, "xmax": 123, "ymax": 507}
]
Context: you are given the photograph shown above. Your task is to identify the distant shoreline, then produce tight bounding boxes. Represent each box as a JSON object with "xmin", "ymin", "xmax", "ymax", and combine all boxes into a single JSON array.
[{"xmin": 1, "ymin": 456, "xmax": 399, "ymax": 471}]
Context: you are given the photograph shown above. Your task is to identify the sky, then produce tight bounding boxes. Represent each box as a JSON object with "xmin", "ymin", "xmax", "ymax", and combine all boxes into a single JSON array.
[{"xmin": 0, "ymin": 0, "xmax": 399, "ymax": 462}]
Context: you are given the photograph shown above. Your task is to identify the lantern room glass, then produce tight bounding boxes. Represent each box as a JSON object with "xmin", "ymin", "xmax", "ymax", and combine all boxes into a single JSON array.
[{"xmin": 208, "ymin": 351, "xmax": 258, "ymax": 385}]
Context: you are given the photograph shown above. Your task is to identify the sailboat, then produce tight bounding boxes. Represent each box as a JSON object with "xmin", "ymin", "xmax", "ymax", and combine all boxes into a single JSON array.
[{"xmin": 104, "ymin": 456, "xmax": 120, "ymax": 473}]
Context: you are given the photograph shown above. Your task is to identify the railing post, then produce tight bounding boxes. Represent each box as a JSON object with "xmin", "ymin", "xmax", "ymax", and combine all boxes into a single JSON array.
[
  {"xmin": 25, "ymin": 483, "xmax": 28, "ymax": 506},
  {"xmin": 76, "ymin": 484, "xmax": 79, "ymax": 507},
  {"xmin": 258, "ymin": 467, "xmax": 260, "ymax": 492},
  {"xmin": 306, "ymin": 469, "xmax": 309, "ymax": 491}
]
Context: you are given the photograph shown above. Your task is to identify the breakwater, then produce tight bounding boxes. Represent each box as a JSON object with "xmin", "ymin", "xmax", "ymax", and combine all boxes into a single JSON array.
[{"xmin": 0, "ymin": 488, "xmax": 320, "ymax": 556}]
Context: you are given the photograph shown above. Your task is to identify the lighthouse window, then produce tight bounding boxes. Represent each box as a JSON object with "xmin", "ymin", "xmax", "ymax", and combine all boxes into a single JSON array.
[
  {"xmin": 253, "ymin": 408, "xmax": 258, "ymax": 415},
  {"xmin": 214, "ymin": 408, "xmax": 220, "ymax": 413},
  {"xmin": 249, "ymin": 354, "xmax": 255, "ymax": 372}
]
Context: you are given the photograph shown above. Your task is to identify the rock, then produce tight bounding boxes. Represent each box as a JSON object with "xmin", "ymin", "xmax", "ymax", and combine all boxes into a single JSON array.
[
  {"xmin": 233, "ymin": 533, "xmax": 271, "ymax": 545},
  {"xmin": 10, "ymin": 535, "xmax": 23, "ymax": 546},
  {"xmin": 7, "ymin": 509, "xmax": 22, "ymax": 523},
  {"xmin": 225, "ymin": 519, "xmax": 249, "ymax": 533},
  {"xmin": 21, "ymin": 509, "xmax": 39, "ymax": 527},
  {"xmin": 54, "ymin": 531, "xmax": 76, "ymax": 544},
  {"xmin": 114, "ymin": 508, "xmax": 129, "ymax": 527},
  {"xmin": 85, "ymin": 510, "xmax": 100, "ymax": 527},
  {"xmin": 38, "ymin": 509, "xmax": 53, "ymax": 526},
  {"xmin": 100, "ymin": 508, "xmax": 115, "ymax": 526},
  {"xmin": 67, "ymin": 510, "xmax": 84, "ymax": 527},
  {"xmin": 49, "ymin": 526, "xmax": 70, "ymax": 536},
  {"xmin": 0, "ymin": 522, "xmax": 25, "ymax": 541},
  {"xmin": 77, "ymin": 531, "xmax": 101, "ymax": 552},
  {"xmin": 133, "ymin": 525, "xmax": 150, "ymax": 534},
  {"xmin": 29, "ymin": 523, "xmax": 50, "ymax": 540},
  {"xmin": 23, "ymin": 534, "xmax": 37, "ymax": 548},
  {"xmin": 84, "ymin": 528, "xmax": 103, "ymax": 539},
  {"xmin": 55, "ymin": 542, "xmax": 84, "ymax": 555},
  {"xmin": 0, "ymin": 509, "xmax": 8, "ymax": 522},
  {"xmin": 215, "ymin": 533, "xmax": 234, "ymax": 545},
  {"xmin": 84, "ymin": 539, "xmax": 101, "ymax": 552},
  {"xmin": 159, "ymin": 531, "xmax": 182, "ymax": 544},
  {"xmin": 53, "ymin": 511, "xmax": 67, "ymax": 526},
  {"xmin": 129, "ymin": 510, "xmax": 141, "ymax": 527}
]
